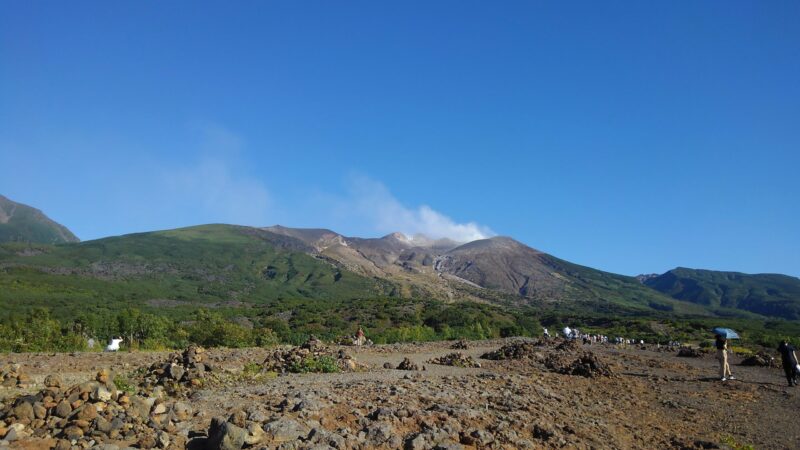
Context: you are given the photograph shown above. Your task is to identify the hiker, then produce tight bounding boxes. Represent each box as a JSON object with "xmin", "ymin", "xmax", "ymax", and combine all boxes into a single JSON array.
[
  {"xmin": 355, "ymin": 326, "xmax": 366, "ymax": 346},
  {"xmin": 542, "ymin": 327, "xmax": 550, "ymax": 339},
  {"xmin": 715, "ymin": 334, "xmax": 734, "ymax": 381},
  {"xmin": 777, "ymin": 340, "xmax": 799, "ymax": 387},
  {"xmin": 105, "ymin": 337, "xmax": 123, "ymax": 352}
]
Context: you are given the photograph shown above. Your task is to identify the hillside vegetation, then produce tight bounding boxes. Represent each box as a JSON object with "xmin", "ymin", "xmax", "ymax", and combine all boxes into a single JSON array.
[
  {"xmin": 0, "ymin": 195, "xmax": 79, "ymax": 244},
  {"xmin": 645, "ymin": 267, "xmax": 800, "ymax": 320},
  {"xmin": 0, "ymin": 224, "xmax": 393, "ymax": 318},
  {"xmin": 2, "ymin": 223, "xmax": 800, "ymax": 352}
]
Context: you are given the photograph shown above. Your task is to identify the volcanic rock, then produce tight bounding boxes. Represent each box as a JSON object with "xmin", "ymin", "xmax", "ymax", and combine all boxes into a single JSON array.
[
  {"xmin": 397, "ymin": 358, "xmax": 421, "ymax": 371},
  {"xmin": 427, "ymin": 352, "xmax": 481, "ymax": 368}
]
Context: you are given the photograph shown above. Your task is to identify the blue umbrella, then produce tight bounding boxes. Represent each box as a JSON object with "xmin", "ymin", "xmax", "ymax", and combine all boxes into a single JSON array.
[{"xmin": 712, "ymin": 327, "xmax": 740, "ymax": 339}]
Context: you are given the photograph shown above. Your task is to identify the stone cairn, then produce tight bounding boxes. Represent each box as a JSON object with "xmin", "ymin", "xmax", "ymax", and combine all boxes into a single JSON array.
[
  {"xmin": 261, "ymin": 337, "xmax": 361, "ymax": 373},
  {"xmin": 427, "ymin": 352, "xmax": 481, "ymax": 368},
  {"xmin": 395, "ymin": 358, "xmax": 423, "ymax": 371},
  {"xmin": 449, "ymin": 339, "xmax": 469, "ymax": 350},
  {"xmin": 141, "ymin": 345, "xmax": 213, "ymax": 396},
  {"xmin": 480, "ymin": 341, "xmax": 543, "ymax": 360},
  {"xmin": 0, "ymin": 369, "xmax": 193, "ymax": 448},
  {"xmin": 677, "ymin": 346, "xmax": 703, "ymax": 358},
  {"xmin": 740, "ymin": 351, "xmax": 780, "ymax": 368},
  {"xmin": 543, "ymin": 351, "xmax": 613, "ymax": 378}
]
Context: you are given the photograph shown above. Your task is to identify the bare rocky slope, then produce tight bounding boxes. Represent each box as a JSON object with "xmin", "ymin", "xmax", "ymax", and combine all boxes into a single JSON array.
[
  {"xmin": 1, "ymin": 338, "xmax": 798, "ymax": 449},
  {"xmin": 264, "ymin": 226, "xmax": 710, "ymax": 316}
]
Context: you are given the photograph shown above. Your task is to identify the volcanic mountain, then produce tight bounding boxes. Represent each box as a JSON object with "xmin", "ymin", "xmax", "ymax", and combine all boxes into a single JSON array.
[
  {"xmin": 2, "ymin": 218, "xmax": 798, "ymax": 323},
  {"xmin": 263, "ymin": 226, "xmax": 702, "ymax": 315},
  {"xmin": 0, "ymin": 194, "xmax": 79, "ymax": 244}
]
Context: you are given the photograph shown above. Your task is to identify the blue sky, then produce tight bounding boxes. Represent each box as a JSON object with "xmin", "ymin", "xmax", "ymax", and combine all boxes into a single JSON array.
[{"xmin": 1, "ymin": 1, "xmax": 798, "ymax": 277}]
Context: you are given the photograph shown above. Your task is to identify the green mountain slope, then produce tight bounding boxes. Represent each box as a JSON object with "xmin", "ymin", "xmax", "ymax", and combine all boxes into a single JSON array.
[
  {"xmin": 0, "ymin": 195, "xmax": 79, "ymax": 244},
  {"xmin": 3, "ymin": 223, "xmax": 800, "ymax": 351},
  {"xmin": 644, "ymin": 268, "xmax": 800, "ymax": 320},
  {"xmin": 3, "ymin": 222, "xmax": 798, "ymax": 329},
  {"xmin": 0, "ymin": 224, "xmax": 394, "ymax": 319}
]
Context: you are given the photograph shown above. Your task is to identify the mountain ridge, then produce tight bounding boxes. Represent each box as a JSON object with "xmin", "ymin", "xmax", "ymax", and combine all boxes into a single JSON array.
[
  {"xmin": 644, "ymin": 267, "xmax": 800, "ymax": 319},
  {"xmin": 0, "ymin": 195, "xmax": 79, "ymax": 244},
  {"xmin": 1, "ymin": 200, "xmax": 798, "ymax": 324}
]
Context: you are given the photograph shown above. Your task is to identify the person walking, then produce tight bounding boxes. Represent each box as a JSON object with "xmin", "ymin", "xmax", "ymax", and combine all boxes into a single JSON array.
[
  {"xmin": 777, "ymin": 340, "xmax": 799, "ymax": 387},
  {"xmin": 715, "ymin": 334, "xmax": 734, "ymax": 381},
  {"xmin": 355, "ymin": 326, "xmax": 366, "ymax": 346}
]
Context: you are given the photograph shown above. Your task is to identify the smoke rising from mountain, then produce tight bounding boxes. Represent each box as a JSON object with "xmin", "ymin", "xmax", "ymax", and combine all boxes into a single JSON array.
[
  {"xmin": 343, "ymin": 175, "xmax": 494, "ymax": 242},
  {"xmin": 38, "ymin": 124, "xmax": 492, "ymax": 242}
]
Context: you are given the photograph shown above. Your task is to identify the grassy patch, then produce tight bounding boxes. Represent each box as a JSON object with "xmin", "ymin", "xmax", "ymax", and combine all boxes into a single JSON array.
[
  {"xmin": 113, "ymin": 375, "xmax": 137, "ymax": 394},
  {"xmin": 288, "ymin": 355, "xmax": 340, "ymax": 374}
]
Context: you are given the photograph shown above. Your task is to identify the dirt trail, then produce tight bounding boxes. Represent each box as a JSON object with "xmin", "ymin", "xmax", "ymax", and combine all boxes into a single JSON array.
[{"xmin": 2, "ymin": 339, "xmax": 798, "ymax": 449}]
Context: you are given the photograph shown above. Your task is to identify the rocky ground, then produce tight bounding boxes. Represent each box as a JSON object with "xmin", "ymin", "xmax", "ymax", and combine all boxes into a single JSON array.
[{"xmin": 1, "ymin": 338, "xmax": 799, "ymax": 450}]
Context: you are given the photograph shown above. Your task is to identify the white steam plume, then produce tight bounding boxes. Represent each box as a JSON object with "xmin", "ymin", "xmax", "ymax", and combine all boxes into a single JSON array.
[{"xmin": 343, "ymin": 175, "xmax": 494, "ymax": 242}]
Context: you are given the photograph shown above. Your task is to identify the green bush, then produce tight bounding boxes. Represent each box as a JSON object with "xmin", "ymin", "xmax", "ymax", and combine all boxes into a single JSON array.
[
  {"xmin": 113, "ymin": 375, "xmax": 137, "ymax": 393},
  {"xmin": 288, "ymin": 355, "xmax": 340, "ymax": 373},
  {"xmin": 242, "ymin": 362, "xmax": 263, "ymax": 376},
  {"xmin": 255, "ymin": 328, "xmax": 279, "ymax": 347}
]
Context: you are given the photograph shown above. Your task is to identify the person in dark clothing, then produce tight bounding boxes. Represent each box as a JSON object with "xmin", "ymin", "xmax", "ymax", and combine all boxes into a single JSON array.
[{"xmin": 777, "ymin": 340, "xmax": 799, "ymax": 387}]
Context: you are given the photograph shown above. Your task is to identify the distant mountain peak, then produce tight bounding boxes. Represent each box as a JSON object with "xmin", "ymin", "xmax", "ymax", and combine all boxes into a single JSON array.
[
  {"xmin": 452, "ymin": 235, "xmax": 537, "ymax": 253},
  {"xmin": 383, "ymin": 232, "xmax": 410, "ymax": 242},
  {"xmin": 635, "ymin": 273, "xmax": 659, "ymax": 284},
  {"xmin": 0, "ymin": 194, "xmax": 79, "ymax": 244}
]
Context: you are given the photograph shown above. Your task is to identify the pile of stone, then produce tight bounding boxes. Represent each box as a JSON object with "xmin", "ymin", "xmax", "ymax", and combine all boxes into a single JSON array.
[
  {"xmin": 554, "ymin": 339, "xmax": 581, "ymax": 352},
  {"xmin": 0, "ymin": 370, "xmax": 193, "ymax": 448},
  {"xmin": 141, "ymin": 345, "xmax": 213, "ymax": 395},
  {"xmin": 0, "ymin": 363, "xmax": 31, "ymax": 389},
  {"xmin": 427, "ymin": 352, "xmax": 481, "ymax": 368},
  {"xmin": 544, "ymin": 351, "xmax": 613, "ymax": 378},
  {"xmin": 481, "ymin": 341, "xmax": 541, "ymax": 360},
  {"xmin": 740, "ymin": 352, "xmax": 780, "ymax": 368},
  {"xmin": 396, "ymin": 358, "xmax": 423, "ymax": 371},
  {"xmin": 677, "ymin": 347, "xmax": 703, "ymax": 358},
  {"xmin": 201, "ymin": 409, "xmax": 349, "ymax": 450},
  {"xmin": 262, "ymin": 338, "xmax": 361, "ymax": 373},
  {"xmin": 450, "ymin": 339, "xmax": 469, "ymax": 350},
  {"xmin": 203, "ymin": 410, "xmax": 269, "ymax": 450}
]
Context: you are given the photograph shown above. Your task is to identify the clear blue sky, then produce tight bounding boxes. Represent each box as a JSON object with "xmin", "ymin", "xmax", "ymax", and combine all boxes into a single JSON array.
[{"xmin": 1, "ymin": 1, "xmax": 798, "ymax": 277}]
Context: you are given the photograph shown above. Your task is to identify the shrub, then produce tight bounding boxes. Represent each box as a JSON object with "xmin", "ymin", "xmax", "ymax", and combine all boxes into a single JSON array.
[
  {"xmin": 255, "ymin": 328, "xmax": 279, "ymax": 347},
  {"xmin": 113, "ymin": 375, "xmax": 137, "ymax": 393},
  {"xmin": 242, "ymin": 362, "xmax": 262, "ymax": 376},
  {"xmin": 288, "ymin": 355, "xmax": 340, "ymax": 374}
]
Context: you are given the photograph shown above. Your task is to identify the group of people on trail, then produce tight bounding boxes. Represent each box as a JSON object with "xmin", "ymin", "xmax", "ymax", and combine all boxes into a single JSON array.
[{"xmin": 558, "ymin": 326, "xmax": 639, "ymax": 346}]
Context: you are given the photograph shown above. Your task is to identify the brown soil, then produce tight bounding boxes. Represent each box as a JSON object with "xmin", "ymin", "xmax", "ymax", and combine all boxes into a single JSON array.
[{"xmin": 1, "ymin": 338, "xmax": 799, "ymax": 449}]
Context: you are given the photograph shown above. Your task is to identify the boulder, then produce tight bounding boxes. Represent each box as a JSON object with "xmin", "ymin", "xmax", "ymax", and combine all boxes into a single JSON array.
[
  {"xmin": 54, "ymin": 400, "xmax": 72, "ymax": 418},
  {"xmin": 44, "ymin": 375, "xmax": 62, "ymax": 388},
  {"xmin": 11, "ymin": 402, "xmax": 34, "ymax": 421},
  {"xmin": 263, "ymin": 417, "xmax": 310, "ymax": 443},
  {"xmin": 171, "ymin": 401, "xmax": 193, "ymax": 422},
  {"xmin": 208, "ymin": 417, "xmax": 247, "ymax": 450}
]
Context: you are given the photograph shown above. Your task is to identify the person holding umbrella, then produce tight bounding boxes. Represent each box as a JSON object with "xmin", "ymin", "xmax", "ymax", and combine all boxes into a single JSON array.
[{"xmin": 713, "ymin": 327, "xmax": 738, "ymax": 381}]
